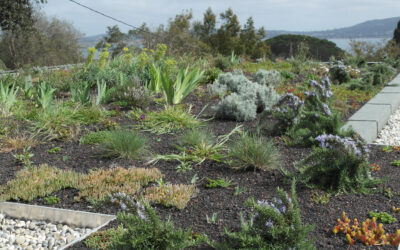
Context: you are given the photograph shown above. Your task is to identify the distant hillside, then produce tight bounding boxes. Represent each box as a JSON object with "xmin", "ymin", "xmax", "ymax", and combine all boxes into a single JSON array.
[
  {"xmin": 267, "ymin": 16, "xmax": 400, "ymax": 39},
  {"xmin": 78, "ymin": 34, "xmax": 105, "ymax": 48}
]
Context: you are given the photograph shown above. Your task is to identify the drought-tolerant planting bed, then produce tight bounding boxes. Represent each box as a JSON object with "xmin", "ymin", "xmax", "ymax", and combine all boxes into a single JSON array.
[{"xmin": 1, "ymin": 45, "xmax": 400, "ymax": 249}]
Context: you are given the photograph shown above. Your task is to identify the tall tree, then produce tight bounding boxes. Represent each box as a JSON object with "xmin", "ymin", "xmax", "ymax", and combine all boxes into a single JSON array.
[
  {"xmin": 0, "ymin": 11, "xmax": 83, "ymax": 69},
  {"xmin": 0, "ymin": 0, "xmax": 46, "ymax": 32},
  {"xmin": 216, "ymin": 8, "xmax": 241, "ymax": 55},
  {"xmin": 96, "ymin": 25, "xmax": 127, "ymax": 57},
  {"xmin": 394, "ymin": 19, "xmax": 400, "ymax": 44}
]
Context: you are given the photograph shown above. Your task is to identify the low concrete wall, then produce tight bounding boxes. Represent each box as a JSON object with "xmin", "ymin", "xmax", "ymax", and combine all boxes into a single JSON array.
[{"xmin": 342, "ymin": 73, "xmax": 400, "ymax": 143}]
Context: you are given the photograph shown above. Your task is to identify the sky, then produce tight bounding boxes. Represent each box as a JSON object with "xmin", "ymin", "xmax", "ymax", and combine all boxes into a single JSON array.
[{"xmin": 42, "ymin": 0, "xmax": 400, "ymax": 37}]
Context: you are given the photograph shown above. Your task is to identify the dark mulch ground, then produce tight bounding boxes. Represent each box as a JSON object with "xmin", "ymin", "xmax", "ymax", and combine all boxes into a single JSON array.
[{"xmin": 1, "ymin": 89, "xmax": 400, "ymax": 249}]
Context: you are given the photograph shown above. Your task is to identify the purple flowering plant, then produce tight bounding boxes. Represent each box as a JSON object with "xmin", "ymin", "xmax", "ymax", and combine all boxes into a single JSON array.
[
  {"xmin": 288, "ymin": 133, "xmax": 385, "ymax": 193},
  {"xmin": 224, "ymin": 180, "xmax": 315, "ymax": 249}
]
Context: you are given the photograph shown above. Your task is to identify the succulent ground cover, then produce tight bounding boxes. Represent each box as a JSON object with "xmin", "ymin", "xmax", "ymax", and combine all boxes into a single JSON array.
[{"xmin": 0, "ymin": 46, "xmax": 400, "ymax": 249}]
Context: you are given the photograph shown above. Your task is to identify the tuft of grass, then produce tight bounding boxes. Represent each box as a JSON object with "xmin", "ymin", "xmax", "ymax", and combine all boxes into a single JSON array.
[
  {"xmin": 204, "ymin": 177, "xmax": 234, "ymax": 188},
  {"xmin": 1, "ymin": 135, "xmax": 37, "ymax": 153},
  {"xmin": 0, "ymin": 165, "xmax": 80, "ymax": 201},
  {"xmin": 229, "ymin": 133, "xmax": 280, "ymax": 171},
  {"xmin": 75, "ymin": 167, "xmax": 163, "ymax": 203},
  {"xmin": 79, "ymin": 130, "xmax": 110, "ymax": 145},
  {"xmin": 143, "ymin": 184, "xmax": 196, "ymax": 210},
  {"xmin": 96, "ymin": 130, "xmax": 149, "ymax": 160},
  {"xmin": 128, "ymin": 105, "xmax": 204, "ymax": 135}
]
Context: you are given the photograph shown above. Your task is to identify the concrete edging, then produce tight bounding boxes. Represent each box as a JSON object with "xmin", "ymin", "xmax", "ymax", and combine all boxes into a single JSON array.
[
  {"xmin": 342, "ymin": 73, "xmax": 400, "ymax": 143},
  {"xmin": 0, "ymin": 202, "xmax": 116, "ymax": 250}
]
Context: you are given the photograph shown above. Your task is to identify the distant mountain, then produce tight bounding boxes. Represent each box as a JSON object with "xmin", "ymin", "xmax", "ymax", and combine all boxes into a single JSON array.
[
  {"xmin": 266, "ymin": 16, "xmax": 400, "ymax": 39},
  {"xmin": 77, "ymin": 34, "xmax": 105, "ymax": 48}
]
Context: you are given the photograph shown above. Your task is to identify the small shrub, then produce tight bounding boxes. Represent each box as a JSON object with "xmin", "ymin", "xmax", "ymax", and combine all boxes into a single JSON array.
[
  {"xmin": 289, "ymin": 134, "xmax": 384, "ymax": 193},
  {"xmin": 76, "ymin": 167, "xmax": 163, "ymax": 203},
  {"xmin": 329, "ymin": 61, "xmax": 351, "ymax": 84},
  {"xmin": 229, "ymin": 133, "xmax": 280, "ymax": 172},
  {"xmin": 214, "ymin": 55, "xmax": 232, "ymax": 70},
  {"xmin": 203, "ymin": 67, "xmax": 222, "ymax": 84},
  {"xmin": 0, "ymin": 165, "xmax": 80, "ymax": 201},
  {"xmin": 143, "ymin": 184, "xmax": 196, "ymax": 210},
  {"xmin": 79, "ymin": 131, "xmax": 110, "ymax": 145},
  {"xmin": 105, "ymin": 77, "xmax": 151, "ymax": 108},
  {"xmin": 212, "ymin": 70, "xmax": 279, "ymax": 121},
  {"xmin": 96, "ymin": 130, "xmax": 149, "ymax": 159},
  {"xmin": 44, "ymin": 195, "xmax": 60, "ymax": 205},
  {"xmin": 253, "ymin": 69, "xmax": 281, "ymax": 87},
  {"xmin": 112, "ymin": 203, "xmax": 208, "ymax": 249},
  {"xmin": 369, "ymin": 211, "xmax": 396, "ymax": 224},
  {"xmin": 214, "ymin": 93, "xmax": 257, "ymax": 121},
  {"xmin": 220, "ymin": 181, "xmax": 315, "ymax": 249}
]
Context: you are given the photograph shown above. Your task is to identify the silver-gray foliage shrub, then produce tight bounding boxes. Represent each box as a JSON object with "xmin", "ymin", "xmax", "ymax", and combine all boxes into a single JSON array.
[
  {"xmin": 214, "ymin": 93, "xmax": 257, "ymax": 121},
  {"xmin": 254, "ymin": 69, "xmax": 281, "ymax": 87},
  {"xmin": 213, "ymin": 70, "xmax": 280, "ymax": 121}
]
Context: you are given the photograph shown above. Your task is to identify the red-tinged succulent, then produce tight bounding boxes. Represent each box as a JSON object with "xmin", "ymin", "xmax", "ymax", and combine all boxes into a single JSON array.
[
  {"xmin": 333, "ymin": 212, "xmax": 400, "ymax": 246},
  {"xmin": 370, "ymin": 163, "xmax": 381, "ymax": 172}
]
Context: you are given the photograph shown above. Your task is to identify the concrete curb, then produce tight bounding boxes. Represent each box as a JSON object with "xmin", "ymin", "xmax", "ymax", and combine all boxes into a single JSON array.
[
  {"xmin": 0, "ymin": 202, "xmax": 116, "ymax": 249},
  {"xmin": 342, "ymin": 73, "xmax": 400, "ymax": 143}
]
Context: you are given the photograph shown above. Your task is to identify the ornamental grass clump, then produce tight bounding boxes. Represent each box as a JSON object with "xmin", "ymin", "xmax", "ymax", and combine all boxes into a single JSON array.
[
  {"xmin": 229, "ymin": 132, "xmax": 280, "ymax": 172},
  {"xmin": 288, "ymin": 133, "xmax": 385, "ymax": 193},
  {"xmin": 96, "ymin": 129, "xmax": 149, "ymax": 160},
  {"xmin": 220, "ymin": 181, "xmax": 315, "ymax": 249}
]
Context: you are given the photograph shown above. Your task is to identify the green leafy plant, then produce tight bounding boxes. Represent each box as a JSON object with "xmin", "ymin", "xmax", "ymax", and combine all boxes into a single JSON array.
[
  {"xmin": 0, "ymin": 81, "xmax": 19, "ymax": 116},
  {"xmin": 111, "ymin": 203, "xmax": 208, "ymax": 249},
  {"xmin": 96, "ymin": 79, "xmax": 107, "ymax": 105},
  {"xmin": 391, "ymin": 160, "xmax": 400, "ymax": 167},
  {"xmin": 369, "ymin": 211, "xmax": 396, "ymax": 224},
  {"xmin": 204, "ymin": 177, "xmax": 234, "ymax": 188},
  {"xmin": 229, "ymin": 132, "xmax": 280, "ymax": 172},
  {"xmin": 96, "ymin": 129, "xmax": 149, "ymax": 160},
  {"xmin": 35, "ymin": 81, "xmax": 56, "ymax": 110},
  {"xmin": 219, "ymin": 180, "xmax": 315, "ymax": 249},
  {"xmin": 382, "ymin": 145, "xmax": 393, "ymax": 152},
  {"xmin": 44, "ymin": 195, "xmax": 60, "ymax": 205},
  {"xmin": 160, "ymin": 67, "xmax": 204, "ymax": 105},
  {"xmin": 71, "ymin": 81, "xmax": 91, "ymax": 106},
  {"xmin": 234, "ymin": 185, "xmax": 247, "ymax": 196},
  {"xmin": 13, "ymin": 146, "xmax": 34, "ymax": 169},
  {"xmin": 47, "ymin": 146, "xmax": 61, "ymax": 154},
  {"xmin": 206, "ymin": 212, "xmax": 220, "ymax": 224}
]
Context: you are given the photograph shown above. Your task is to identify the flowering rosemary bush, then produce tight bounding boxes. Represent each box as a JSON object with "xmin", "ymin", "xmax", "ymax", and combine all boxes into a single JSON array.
[
  {"xmin": 260, "ymin": 77, "xmax": 344, "ymax": 145},
  {"xmin": 329, "ymin": 60, "xmax": 351, "ymax": 84},
  {"xmin": 112, "ymin": 202, "xmax": 208, "ymax": 249},
  {"xmin": 220, "ymin": 181, "xmax": 315, "ymax": 249},
  {"xmin": 288, "ymin": 133, "xmax": 385, "ymax": 193}
]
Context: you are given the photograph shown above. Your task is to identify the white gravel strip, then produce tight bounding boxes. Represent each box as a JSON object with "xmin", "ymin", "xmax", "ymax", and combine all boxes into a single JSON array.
[
  {"xmin": 375, "ymin": 107, "xmax": 400, "ymax": 146},
  {"xmin": 0, "ymin": 213, "xmax": 92, "ymax": 250}
]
